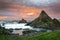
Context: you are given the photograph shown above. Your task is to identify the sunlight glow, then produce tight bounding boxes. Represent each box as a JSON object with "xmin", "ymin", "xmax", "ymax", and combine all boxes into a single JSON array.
[
  {"xmin": 27, "ymin": 13, "xmax": 34, "ymax": 16},
  {"xmin": 0, "ymin": 16, "xmax": 7, "ymax": 20}
]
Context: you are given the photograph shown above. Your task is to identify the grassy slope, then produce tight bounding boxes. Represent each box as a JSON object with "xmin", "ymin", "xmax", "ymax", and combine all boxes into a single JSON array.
[
  {"xmin": 0, "ymin": 30, "xmax": 60, "ymax": 40},
  {"xmin": 0, "ymin": 35, "xmax": 15, "ymax": 40},
  {"xmin": 19, "ymin": 30, "xmax": 60, "ymax": 40}
]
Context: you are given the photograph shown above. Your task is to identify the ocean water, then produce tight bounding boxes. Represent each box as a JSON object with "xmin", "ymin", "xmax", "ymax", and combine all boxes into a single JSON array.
[
  {"xmin": 2, "ymin": 23, "xmax": 52, "ymax": 32},
  {"xmin": 4, "ymin": 23, "xmax": 33, "ymax": 29}
]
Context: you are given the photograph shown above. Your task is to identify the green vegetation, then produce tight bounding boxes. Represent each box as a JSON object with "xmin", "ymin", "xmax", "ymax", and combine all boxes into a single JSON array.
[
  {"xmin": 53, "ymin": 19, "xmax": 60, "ymax": 27},
  {"xmin": 0, "ymin": 35, "xmax": 15, "ymax": 40},
  {"xmin": 19, "ymin": 30, "xmax": 60, "ymax": 40},
  {"xmin": 0, "ymin": 30, "xmax": 60, "ymax": 40},
  {"xmin": 0, "ymin": 25, "xmax": 17, "ymax": 40}
]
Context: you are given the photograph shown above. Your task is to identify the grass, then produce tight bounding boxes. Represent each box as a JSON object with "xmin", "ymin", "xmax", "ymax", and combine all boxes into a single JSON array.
[
  {"xmin": 0, "ymin": 30, "xmax": 60, "ymax": 40},
  {"xmin": 0, "ymin": 35, "xmax": 15, "ymax": 40},
  {"xmin": 19, "ymin": 30, "xmax": 60, "ymax": 40}
]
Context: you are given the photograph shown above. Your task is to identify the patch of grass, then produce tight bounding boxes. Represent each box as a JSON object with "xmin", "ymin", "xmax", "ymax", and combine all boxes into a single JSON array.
[
  {"xmin": 0, "ymin": 35, "xmax": 15, "ymax": 40},
  {"xmin": 0, "ymin": 30, "xmax": 60, "ymax": 40},
  {"xmin": 19, "ymin": 30, "xmax": 60, "ymax": 40}
]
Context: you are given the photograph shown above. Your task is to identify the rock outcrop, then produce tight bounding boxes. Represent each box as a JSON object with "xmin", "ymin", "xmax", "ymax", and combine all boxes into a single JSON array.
[
  {"xmin": 27, "ymin": 10, "xmax": 60, "ymax": 29},
  {"xmin": 18, "ymin": 19, "xmax": 27, "ymax": 23}
]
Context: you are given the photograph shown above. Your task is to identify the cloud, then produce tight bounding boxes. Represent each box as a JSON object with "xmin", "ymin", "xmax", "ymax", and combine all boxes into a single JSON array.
[
  {"xmin": 0, "ymin": 0, "xmax": 60, "ymax": 20},
  {"xmin": 42, "ymin": 3, "xmax": 60, "ymax": 19},
  {"xmin": 45, "ymin": 3, "xmax": 60, "ymax": 14},
  {"xmin": 0, "ymin": 0, "xmax": 60, "ymax": 6},
  {"xmin": 51, "ymin": 4, "xmax": 60, "ymax": 13}
]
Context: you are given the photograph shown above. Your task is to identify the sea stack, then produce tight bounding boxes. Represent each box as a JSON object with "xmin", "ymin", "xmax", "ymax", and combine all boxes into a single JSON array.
[
  {"xmin": 27, "ymin": 10, "xmax": 60, "ymax": 29},
  {"xmin": 18, "ymin": 19, "xmax": 27, "ymax": 23}
]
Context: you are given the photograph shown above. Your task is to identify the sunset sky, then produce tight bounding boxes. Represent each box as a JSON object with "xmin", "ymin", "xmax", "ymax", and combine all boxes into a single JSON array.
[{"xmin": 0, "ymin": 0, "xmax": 60, "ymax": 21}]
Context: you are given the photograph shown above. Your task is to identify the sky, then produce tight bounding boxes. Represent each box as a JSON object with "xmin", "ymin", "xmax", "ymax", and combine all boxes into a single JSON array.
[{"xmin": 0, "ymin": 0, "xmax": 60, "ymax": 21}]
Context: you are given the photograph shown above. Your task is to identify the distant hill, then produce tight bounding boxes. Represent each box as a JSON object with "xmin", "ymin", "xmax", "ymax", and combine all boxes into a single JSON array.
[
  {"xmin": 18, "ymin": 19, "xmax": 27, "ymax": 23},
  {"xmin": 27, "ymin": 10, "xmax": 60, "ymax": 29}
]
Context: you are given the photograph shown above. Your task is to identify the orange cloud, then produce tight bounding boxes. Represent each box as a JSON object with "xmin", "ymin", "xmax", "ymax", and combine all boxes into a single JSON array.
[
  {"xmin": 0, "ymin": 16, "xmax": 7, "ymax": 20},
  {"xmin": 3, "ymin": 3, "xmax": 41, "ymax": 19}
]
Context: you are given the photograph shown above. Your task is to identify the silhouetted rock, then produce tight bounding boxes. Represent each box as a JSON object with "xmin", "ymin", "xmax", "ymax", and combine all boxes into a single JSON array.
[
  {"xmin": 27, "ymin": 10, "xmax": 60, "ymax": 29},
  {"xmin": 18, "ymin": 19, "xmax": 27, "ymax": 23}
]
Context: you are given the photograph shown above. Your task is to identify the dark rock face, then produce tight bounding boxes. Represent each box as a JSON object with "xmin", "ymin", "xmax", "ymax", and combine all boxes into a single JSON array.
[
  {"xmin": 18, "ymin": 19, "xmax": 27, "ymax": 23},
  {"xmin": 27, "ymin": 10, "xmax": 60, "ymax": 29}
]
